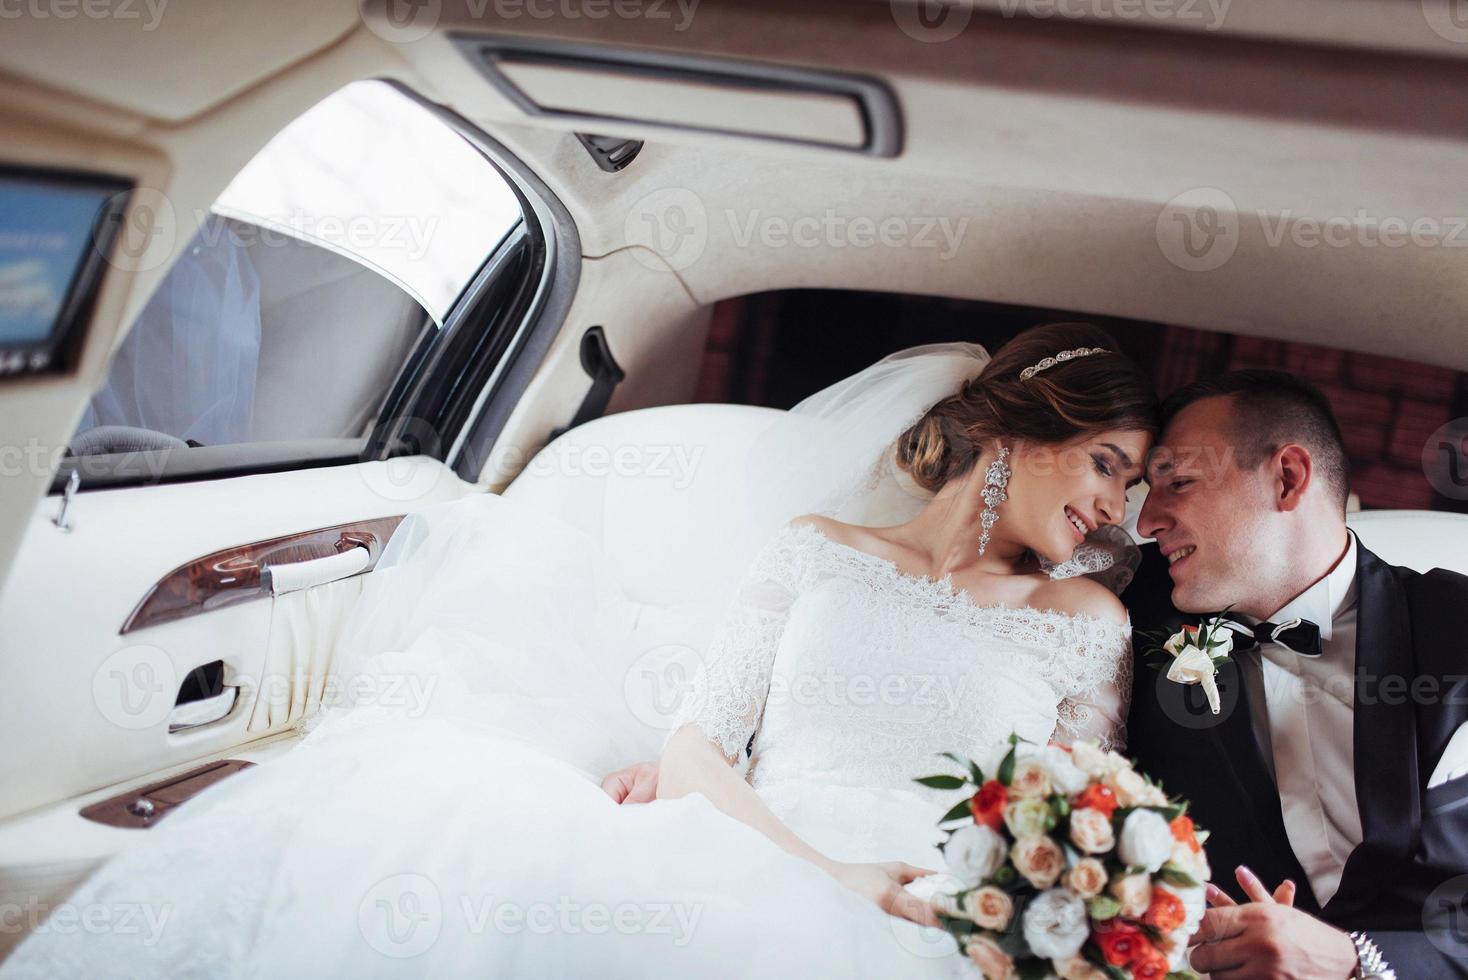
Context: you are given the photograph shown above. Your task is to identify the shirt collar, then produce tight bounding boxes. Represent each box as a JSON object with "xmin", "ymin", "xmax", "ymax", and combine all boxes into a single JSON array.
[{"xmin": 1265, "ymin": 530, "xmax": 1358, "ymax": 641}]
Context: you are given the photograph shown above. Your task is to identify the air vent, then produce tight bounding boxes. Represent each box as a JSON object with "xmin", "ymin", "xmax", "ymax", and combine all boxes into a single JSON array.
[{"xmin": 455, "ymin": 35, "xmax": 902, "ymax": 158}]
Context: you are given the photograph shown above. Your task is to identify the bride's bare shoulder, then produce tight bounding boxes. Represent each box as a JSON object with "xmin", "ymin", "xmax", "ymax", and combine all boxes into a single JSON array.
[
  {"xmin": 789, "ymin": 515, "xmax": 882, "ymax": 550},
  {"xmin": 1028, "ymin": 573, "xmax": 1129, "ymax": 627}
]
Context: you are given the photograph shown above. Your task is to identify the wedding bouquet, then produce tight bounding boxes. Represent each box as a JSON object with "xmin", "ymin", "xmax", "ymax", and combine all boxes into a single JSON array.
[{"xmin": 916, "ymin": 735, "xmax": 1210, "ymax": 980}]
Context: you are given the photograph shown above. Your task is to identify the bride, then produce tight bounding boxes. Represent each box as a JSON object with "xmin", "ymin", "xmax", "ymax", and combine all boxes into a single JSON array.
[{"xmin": 0, "ymin": 322, "xmax": 1157, "ymax": 979}]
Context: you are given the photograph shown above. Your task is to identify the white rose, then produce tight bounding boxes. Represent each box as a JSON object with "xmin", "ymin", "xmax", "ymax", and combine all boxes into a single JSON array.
[
  {"xmin": 1042, "ymin": 745, "xmax": 1089, "ymax": 795},
  {"xmin": 1010, "ymin": 835, "xmax": 1065, "ymax": 890},
  {"xmin": 1069, "ymin": 741, "xmax": 1108, "ymax": 778},
  {"xmin": 1159, "ymin": 927, "xmax": 1191, "ymax": 972},
  {"xmin": 1162, "ymin": 625, "xmax": 1201, "ymax": 656},
  {"xmin": 1109, "ymin": 873, "xmax": 1153, "ymax": 918},
  {"xmin": 1173, "ymin": 883, "xmax": 1207, "ymax": 934},
  {"xmin": 1022, "ymin": 888, "xmax": 1090, "ymax": 960},
  {"xmin": 1118, "ymin": 808, "xmax": 1174, "ymax": 873},
  {"xmin": 1068, "ymin": 807, "xmax": 1115, "ymax": 855},
  {"xmin": 978, "ymin": 741, "xmax": 1040, "ymax": 784},
  {"xmin": 965, "ymin": 935, "xmax": 1014, "ymax": 980},
  {"xmin": 962, "ymin": 885, "xmax": 1014, "ymax": 930},
  {"xmin": 1055, "ymin": 953, "xmax": 1109, "ymax": 980},
  {"xmin": 945, "ymin": 823, "xmax": 1007, "ymax": 886},
  {"xmin": 1065, "ymin": 857, "xmax": 1108, "ymax": 899}
]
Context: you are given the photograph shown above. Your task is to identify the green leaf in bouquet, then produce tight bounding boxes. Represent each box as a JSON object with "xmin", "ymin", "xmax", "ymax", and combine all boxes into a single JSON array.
[
  {"xmin": 1157, "ymin": 863, "xmax": 1200, "ymax": 889},
  {"xmin": 969, "ymin": 761, "xmax": 985, "ymax": 785},
  {"xmin": 1165, "ymin": 972, "xmax": 1202, "ymax": 980},
  {"xmin": 1158, "ymin": 803, "xmax": 1187, "ymax": 822},
  {"xmin": 1051, "ymin": 795, "xmax": 1071, "ymax": 821},
  {"xmin": 939, "ymin": 797, "xmax": 975, "ymax": 824},
  {"xmin": 1087, "ymin": 896, "xmax": 1121, "ymax": 920},
  {"xmin": 914, "ymin": 775, "xmax": 968, "ymax": 790},
  {"xmin": 992, "ymin": 865, "xmax": 1016, "ymax": 887},
  {"xmin": 998, "ymin": 745, "xmax": 1017, "ymax": 786}
]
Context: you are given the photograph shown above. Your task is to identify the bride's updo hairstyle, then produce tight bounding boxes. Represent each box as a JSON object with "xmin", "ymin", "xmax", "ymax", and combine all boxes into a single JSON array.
[{"xmin": 895, "ymin": 322, "xmax": 1158, "ymax": 493}]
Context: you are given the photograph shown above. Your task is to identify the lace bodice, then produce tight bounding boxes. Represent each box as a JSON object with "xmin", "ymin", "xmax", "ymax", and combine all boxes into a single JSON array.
[{"xmin": 674, "ymin": 523, "xmax": 1132, "ymax": 840}]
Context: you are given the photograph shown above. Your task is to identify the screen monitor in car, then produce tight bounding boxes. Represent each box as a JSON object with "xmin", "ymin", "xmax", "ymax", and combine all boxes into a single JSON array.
[{"xmin": 0, "ymin": 168, "xmax": 132, "ymax": 378}]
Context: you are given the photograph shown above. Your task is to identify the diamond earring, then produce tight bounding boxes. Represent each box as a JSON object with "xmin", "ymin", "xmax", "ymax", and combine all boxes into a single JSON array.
[{"xmin": 978, "ymin": 446, "xmax": 1011, "ymax": 557}]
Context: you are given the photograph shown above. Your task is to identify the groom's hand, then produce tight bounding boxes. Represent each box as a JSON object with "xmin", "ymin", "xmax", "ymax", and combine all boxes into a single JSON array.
[
  {"xmin": 601, "ymin": 761, "xmax": 660, "ymax": 804},
  {"xmin": 1189, "ymin": 866, "xmax": 1357, "ymax": 979}
]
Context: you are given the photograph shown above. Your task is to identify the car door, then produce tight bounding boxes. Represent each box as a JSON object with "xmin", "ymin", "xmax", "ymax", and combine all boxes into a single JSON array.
[{"xmin": 0, "ymin": 80, "xmax": 562, "ymax": 956}]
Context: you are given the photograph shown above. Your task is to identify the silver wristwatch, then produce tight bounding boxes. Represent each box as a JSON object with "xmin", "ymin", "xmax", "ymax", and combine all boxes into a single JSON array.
[{"xmin": 1348, "ymin": 931, "xmax": 1395, "ymax": 980}]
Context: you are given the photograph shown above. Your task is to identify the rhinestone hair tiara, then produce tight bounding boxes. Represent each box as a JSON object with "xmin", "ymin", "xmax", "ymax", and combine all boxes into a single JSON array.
[{"xmin": 1019, "ymin": 347, "xmax": 1110, "ymax": 381}]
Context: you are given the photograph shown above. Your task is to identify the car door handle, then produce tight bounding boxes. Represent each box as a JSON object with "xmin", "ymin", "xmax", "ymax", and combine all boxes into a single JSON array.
[
  {"xmin": 262, "ymin": 543, "xmax": 371, "ymax": 596},
  {"xmin": 167, "ymin": 686, "xmax": 239, "ymax": 733}
]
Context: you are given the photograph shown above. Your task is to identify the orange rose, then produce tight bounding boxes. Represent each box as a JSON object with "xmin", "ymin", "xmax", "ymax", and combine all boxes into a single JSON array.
[
  {"xmin": 1073, "ymin": 783, "xmax": 1119, "ymax": 820},
  {"xmin": 1143, "ymin": 887, "xmax": 1186, "ymax": 933},
  {"xmin": 970, "ymin": 780, "xmax": 1008, "ymax": 832},
  {"xmin": 1092, "ymin": 921, "xmax": 1145, "ymax": 967},
  {"xmin": 1170, "ymin": 814, "xmax": 1200, "ymax": 853},
  {"xmin": 1131, "ymin": 945, "xmax": 1170, "ymax": 980}
]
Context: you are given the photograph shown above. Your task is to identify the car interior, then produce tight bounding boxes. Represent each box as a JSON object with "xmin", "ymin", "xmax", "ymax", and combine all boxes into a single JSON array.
[{"xmin": 3, "ymin": 0, "xmax": 1468, "ymax": 961}]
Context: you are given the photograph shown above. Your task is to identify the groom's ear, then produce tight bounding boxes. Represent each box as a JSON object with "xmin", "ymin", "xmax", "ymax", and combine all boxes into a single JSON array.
[{"xmin": 1273, "ymin": 443, "xmax": 1314, "ymax": 512}]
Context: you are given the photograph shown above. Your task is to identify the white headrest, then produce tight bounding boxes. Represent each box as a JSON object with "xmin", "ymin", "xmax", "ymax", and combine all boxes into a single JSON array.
[
  {"xmin": 502, "ymin": 404, "xmax": 786, "ymax": 605},
  {"xmin": 1346, "ymin": 509, "xmax": 1468, "ymax": 577}
]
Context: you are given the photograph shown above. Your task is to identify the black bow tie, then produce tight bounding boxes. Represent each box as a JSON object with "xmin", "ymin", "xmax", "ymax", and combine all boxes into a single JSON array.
[{"xmin": 1220, "ymin": 615, "xmax": 1323, "ymax": 657}]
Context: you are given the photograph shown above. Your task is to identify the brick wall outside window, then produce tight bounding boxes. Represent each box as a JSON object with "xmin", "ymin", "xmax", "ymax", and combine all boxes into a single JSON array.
[{"xmin": 695, "ymin": 292, "xmax": 1468, "ymax": 514}]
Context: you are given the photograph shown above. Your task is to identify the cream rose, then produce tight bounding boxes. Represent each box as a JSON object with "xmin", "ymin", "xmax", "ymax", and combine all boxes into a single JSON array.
[
  {"xmin": 1170, "ymin": 839, "xmax": 1210, "ymax": 882},
  {"xmin": 945, "ymin": 823, "xmax": 1007, "ymax": 887},
  {"xmin": 1009, "ymin": 759, "xmax": 1053, "ymax": 799},
  {"xmin": 1069, "ymin": 740, "xmax": 1108, "ymax": 778},
  {"xmin": 962, "ymin": 885, "xmax": 1014, "ymax": 930},
  {"xmin": 965, "ymin": 935, "xmax": 1014, "ymax": 980},
  {"xmin": 1022, "ymin": 888, "xmax": 1089, "ymax": 959},
  {"xmin": 1004, "ymin": 798, "xmax": 1052, "ymax": 838},
  {"xmin": 1109, "ymin": 873, "xmax": 1153, "ymax": 918},
  {"xmin": 1068, "ymin": 807, "xmax": 1115, "ymax": 855},
  {"xmin": 1065, "ymin": 857, "xmax": 1108, "ymax": 899},
  {"xmin": 1118, "ymin": 809, "xmax": 1174, "ymax": 873},
  {"xmin": 1011, "ymin": 835, "xmax": 1065, "ymax": 889},
  {"xmin": 1103, "ymin": 765, "xmax": 1149, "ymax": 808},
  {"xmin": 1167, "ymin": 646, "xmax": 1222, "ymax": 714}
]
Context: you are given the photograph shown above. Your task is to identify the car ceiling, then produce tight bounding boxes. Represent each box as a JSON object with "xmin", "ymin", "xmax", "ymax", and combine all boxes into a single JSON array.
[{"xmin": 2, "ymin": 0, "xmax": 1467, "ymax": 591}]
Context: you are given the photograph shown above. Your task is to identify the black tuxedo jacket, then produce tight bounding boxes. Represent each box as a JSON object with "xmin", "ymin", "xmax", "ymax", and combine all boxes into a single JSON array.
[{"xmin": 1123, "ymin": 540, "xmax": 1468, "ymax": 977}]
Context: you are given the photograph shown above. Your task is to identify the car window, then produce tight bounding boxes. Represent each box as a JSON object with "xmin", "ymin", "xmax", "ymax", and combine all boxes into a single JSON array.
[{"xmin": 70, "ymin": 80, "xmax": 521, "ymax": 457}]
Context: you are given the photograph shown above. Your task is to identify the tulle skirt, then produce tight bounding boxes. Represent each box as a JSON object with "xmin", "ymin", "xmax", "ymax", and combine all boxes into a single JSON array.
[{"xmin": 0, "ymin": 496, "xmax": 969, "ymax": 978}]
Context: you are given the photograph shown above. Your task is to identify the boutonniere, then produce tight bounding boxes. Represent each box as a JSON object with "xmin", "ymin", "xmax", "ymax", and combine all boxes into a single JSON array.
[{"xmin": 1144, "ymin": 612, "xmax": 1236, "ymax": 714}]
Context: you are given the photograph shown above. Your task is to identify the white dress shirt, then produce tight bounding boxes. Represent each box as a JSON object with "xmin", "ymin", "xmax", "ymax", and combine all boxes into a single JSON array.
[{"xmin": 1239, "ymin": 531, "xmax": 1362, "ymax": 907}]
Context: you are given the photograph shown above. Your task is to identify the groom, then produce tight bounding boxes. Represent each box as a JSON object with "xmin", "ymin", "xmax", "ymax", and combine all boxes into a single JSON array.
[
  {"xmin": 603, "ymin": 368, "xmax": 1468, "ymax": 978},
  {"xmin": 1127, "ymin": 369, "xmax": 1468, "ymax": 979}
]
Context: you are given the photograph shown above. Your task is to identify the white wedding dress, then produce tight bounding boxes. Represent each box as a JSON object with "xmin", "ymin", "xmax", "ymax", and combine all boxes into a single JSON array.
[{"xmin": 0, "ymin": 497, "xmax": 1131, "ymax": 980}]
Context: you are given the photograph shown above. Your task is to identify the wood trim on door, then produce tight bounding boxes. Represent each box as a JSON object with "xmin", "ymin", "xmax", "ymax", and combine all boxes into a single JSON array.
[{"xmin": 120, "ymin": 515, "xmax": 404, "ymax": 635}]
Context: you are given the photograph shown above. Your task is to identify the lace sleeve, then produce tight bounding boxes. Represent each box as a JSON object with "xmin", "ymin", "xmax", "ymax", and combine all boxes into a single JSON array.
[
  {"xmin": 1051, "ymin": 617, "xmax": 1134, "ymax": 752},
  {"xmin": 669, "ymin": 525, "xmax": 809, "ymax": 762}
]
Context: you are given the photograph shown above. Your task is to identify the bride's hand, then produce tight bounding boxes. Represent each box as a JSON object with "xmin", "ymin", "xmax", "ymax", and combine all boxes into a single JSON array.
[{"xmin": 829, "ymin": 861, "xmax": 940, "ymax": 926}]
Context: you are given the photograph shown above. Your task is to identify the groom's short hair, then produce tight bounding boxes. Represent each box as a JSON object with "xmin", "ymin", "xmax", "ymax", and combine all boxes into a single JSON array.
[{"xmin": 1159, "ymin": 369, "xmax": 1351, "ymax": 512}]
